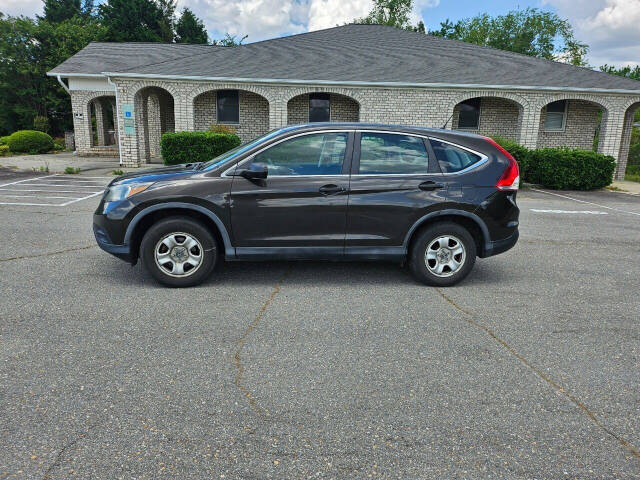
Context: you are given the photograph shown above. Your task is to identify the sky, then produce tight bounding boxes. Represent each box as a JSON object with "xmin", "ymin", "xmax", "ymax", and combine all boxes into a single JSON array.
[{"xmin": 1, "ymin": 0, "xmax": 638, "ymax": 68}]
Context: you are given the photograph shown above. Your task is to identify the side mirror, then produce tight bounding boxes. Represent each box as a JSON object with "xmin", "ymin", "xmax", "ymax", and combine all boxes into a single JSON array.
[{"xmin": 238, "ymin": 164, "xmax": 268, "ymax": 180}]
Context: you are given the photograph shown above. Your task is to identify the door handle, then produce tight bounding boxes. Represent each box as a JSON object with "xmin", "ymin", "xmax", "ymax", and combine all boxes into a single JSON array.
[
  {"xmin": 419, "ymin": 181, "xmax": 444, "ymax": 191},
  {"xmin": 319, "ymin": 184, "xmax": 345, "ymax": 195}
]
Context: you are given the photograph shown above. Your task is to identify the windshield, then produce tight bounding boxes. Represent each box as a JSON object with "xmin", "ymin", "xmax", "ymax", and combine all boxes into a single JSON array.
[{"xmin": 201, "ymin": 128, "xmax": 292, "ymax": 170}]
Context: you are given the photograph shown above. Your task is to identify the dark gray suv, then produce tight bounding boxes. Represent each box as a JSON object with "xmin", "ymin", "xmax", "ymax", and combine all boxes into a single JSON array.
[{"xmin": 93, "ymin": 123, "xmax": 520, "ymax": 287}]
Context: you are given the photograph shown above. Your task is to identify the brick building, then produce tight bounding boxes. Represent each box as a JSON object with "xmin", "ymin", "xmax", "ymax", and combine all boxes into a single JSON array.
[{"xmin": 48, "ymin": 24, "xmax": 640, "ymax": 179}]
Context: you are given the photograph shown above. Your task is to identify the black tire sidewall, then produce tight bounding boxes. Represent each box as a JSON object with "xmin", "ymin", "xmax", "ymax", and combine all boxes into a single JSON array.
[
  {"xmin": 409, "ymin": 222, "xmax": 476, "ymax": 287},
  {"xmin": 140, "ymin": 217, "xmax": 217, "ymax": 287}
]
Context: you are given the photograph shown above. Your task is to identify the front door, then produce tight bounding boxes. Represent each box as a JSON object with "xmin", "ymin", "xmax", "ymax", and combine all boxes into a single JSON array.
[
  {"xmin": 230, "ymin": 131, "xmax": 353, "ymax": 258},
  {"xmin": 346, "ymin": 131, "xmax": 449, "ymax": 251}
]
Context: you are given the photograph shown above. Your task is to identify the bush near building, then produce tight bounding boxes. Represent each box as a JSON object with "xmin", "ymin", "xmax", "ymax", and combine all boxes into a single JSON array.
[
  {"xmin": 6, "ymin": 130, "xmax": 54, "ymax": 154},
  {"xmin": 493, "ymin": 137, "xmax": 615, "ymax": 190},
  {"xmin": 160, "ymin": 131, "xmax": 241, "ymax": 166}
]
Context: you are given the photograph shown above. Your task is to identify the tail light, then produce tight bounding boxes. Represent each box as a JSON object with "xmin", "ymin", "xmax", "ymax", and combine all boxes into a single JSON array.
[{"xmin": 484, "ymin": 137, "xmax": 520, "ymax": 191}]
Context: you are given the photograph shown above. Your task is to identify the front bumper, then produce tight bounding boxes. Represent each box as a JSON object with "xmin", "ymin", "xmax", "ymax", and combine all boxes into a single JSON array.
[
  {"xmin": 481, "ymin": 229, "xmax": 519, "ymax": 258},
  {"xmin": 93, "ymin": 223, "xmax": 132, "ymax": 263}
]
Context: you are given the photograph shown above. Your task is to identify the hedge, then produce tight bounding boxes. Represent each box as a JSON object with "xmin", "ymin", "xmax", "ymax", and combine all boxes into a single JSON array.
[
  {"xmin": 6, "ymin": 130, "xmax": 54, "ymax": 154},
  {"xmin": 0, "ymin": 136, "xmax": 9, "ymax": 146},
  {"xmin": 160, "ymin": 131, "xmax": 241, "ymax": 166},
  {"xmin": 492, "ymin": 137, "xmax": 615, "ymax": 190}
]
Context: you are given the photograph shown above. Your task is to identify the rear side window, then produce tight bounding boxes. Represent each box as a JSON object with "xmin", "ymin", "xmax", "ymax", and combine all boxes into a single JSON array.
[
  {"xmin": 430, "ymin": 139, "xmax": 482, "ymax": 173},
  {"xmin": 359, "ymin": 133, "xmax": 429, "ymax": 174}
]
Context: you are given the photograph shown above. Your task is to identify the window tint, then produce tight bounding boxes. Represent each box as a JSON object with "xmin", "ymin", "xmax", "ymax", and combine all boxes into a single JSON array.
[
  {"xmin": 251, "ymin": 132, "xmax": 347, "ymax": 176},
  {"xmin": 358, "ymin": 133, "xmax": 429, "ymax": 174},
  {"xmin": 430, "ymin": 139, "xmax": 482, "ymax": 173},
  {"xmin": 457, "ymin": 98, "xmax": 481, "ymax": 129},
  {"xmin": 544, "ymin": 100, "xmax": 566, "ymax": 131},
  {"xmin": 217, "ymin": 90, "xmax": 239, "ymax": 123},
  {"xmin": 309, "ymin": 93, "xmax": 330, "ymax": 122}
]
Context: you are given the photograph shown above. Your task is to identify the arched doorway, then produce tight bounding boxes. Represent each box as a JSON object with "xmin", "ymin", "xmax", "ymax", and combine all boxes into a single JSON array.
[
  {"xmin": 135, "ymin": 86, "xmax": 175, "ymax": 163},
  {"xmin": 451, "ymin": 96, "xmax": 523, "ymax": 141},
  {"xmin": 287, "ymin": 92, "xmax": 359, "ymax": 125},
  {"xmin": 537, "ymin": 99, "xmax": 606, "ymax": 151},
  {"xmin": 617, "ymin": 101, "xmax": 640, "ymax": 180},
  {"xmin": 88, "ymin": 96, "xmax": 117, "ymax": 149},
  {"xmin": 193, "ymin": 89, "xmax": 269, "ymax": 142}
]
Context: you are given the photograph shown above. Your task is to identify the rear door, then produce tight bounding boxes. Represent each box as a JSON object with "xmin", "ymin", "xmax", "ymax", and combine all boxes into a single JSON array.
[
  {"xmin": 229, "ymin": 130, "xmax": 353, "ymax": 256},
  {"xmin": 345, "ymin": 131, "xmax": 449, "ymax": 250}
]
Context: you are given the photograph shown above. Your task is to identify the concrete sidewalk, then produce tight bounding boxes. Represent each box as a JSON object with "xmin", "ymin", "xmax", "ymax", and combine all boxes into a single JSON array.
[
  {"xmin": 0, "ymin": 153, "xmax": 152, "ymax": 176},
  {"xmin": 610, "ymin": 179, "xmax": 640, "ymax": 195}
]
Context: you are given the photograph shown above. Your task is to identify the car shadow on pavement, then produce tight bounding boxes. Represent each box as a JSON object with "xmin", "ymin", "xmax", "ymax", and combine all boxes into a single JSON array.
[{"xmin": 98, "ymin": 256, "xmax": 513, "ymax": 289}]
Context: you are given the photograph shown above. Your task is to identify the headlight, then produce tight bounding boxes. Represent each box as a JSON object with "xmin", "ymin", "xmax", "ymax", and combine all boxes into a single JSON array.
[{"xmin": 103, "ymin": 182, "xmax": 153, "ymax": 203}]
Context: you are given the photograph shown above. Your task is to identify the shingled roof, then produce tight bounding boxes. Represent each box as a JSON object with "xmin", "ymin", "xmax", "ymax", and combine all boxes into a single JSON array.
[{"xmin": 49, "ymin": 24, "xmax": 640, "ymax": 92}]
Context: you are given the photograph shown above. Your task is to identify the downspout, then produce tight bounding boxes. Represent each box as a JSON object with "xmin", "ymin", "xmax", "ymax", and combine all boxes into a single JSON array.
[
  {"xmin": 106, "ymin": 76, "xmax": 124, "ymax": 166},
  {"xmin": 56, "ymin": 75, "xmax": 78, "ymax": 154}
]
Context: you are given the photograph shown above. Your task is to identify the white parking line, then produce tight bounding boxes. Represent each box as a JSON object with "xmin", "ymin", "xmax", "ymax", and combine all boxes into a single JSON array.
[
  {"xmin": 530, "ymin": 209, "xmax": 608, "ymax": 215},
  {"xmin": 531, "ymin": 188, "xmax": 640, "ymax": 217},
  {"xmin": 0, "ymin": 174, "xmax": 107, "ymax": 207}
]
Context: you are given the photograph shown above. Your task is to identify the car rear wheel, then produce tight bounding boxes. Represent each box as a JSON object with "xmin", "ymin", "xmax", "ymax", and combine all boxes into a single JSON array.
[
  {"xmin": 140, "ymin": 217, "xmax": 217, "ymax": 287},
  {"xmin": 409, "ymin": 222, "xmax": 476, "ymax": 287}
]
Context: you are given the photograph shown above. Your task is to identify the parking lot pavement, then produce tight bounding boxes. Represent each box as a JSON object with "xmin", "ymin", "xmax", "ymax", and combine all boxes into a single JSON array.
[
  {"xmin": 0, "ymin": 173, "xmax": 109, "ymax": 207},
  {"xmin": 0, "ymin": 170, "xmax": 639, "ymax": 479}
]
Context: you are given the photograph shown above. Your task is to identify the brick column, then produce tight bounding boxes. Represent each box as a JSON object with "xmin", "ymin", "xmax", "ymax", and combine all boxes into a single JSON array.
[
  {"xmin": 597, "ymin": 109, "xmax": 626, "ymax": 177},
  {"xmin": 174, "ymin": 93, "xmax": 189, "ymax": 131},
  {"xmin": 114, "ymin": 82, "xmax": 141, "ymax": 168},
  {"xmin": 517, "ymin": 105, "xmax": 541, "ymax": 149},
  {"xmin": 269, "ymin": 97, "xmax": 287, "ymax": 130},
  {"xmin": 94, "ymin": 99, "xmax": 109, "ymax": 146}
]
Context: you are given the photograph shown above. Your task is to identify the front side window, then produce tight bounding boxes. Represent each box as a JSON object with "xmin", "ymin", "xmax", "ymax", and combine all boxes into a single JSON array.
[
  {"xmin": 251, "ymin": 132, "xmax": 347, "ymax": 176},
  {"xmin": 217, "ymin": 90, "xmax": 239, "ymax": 123},
  {"xmin": 358, "ymin": 133, "xmax": 429, "ymax": 174},
  {"xmin": 430, "ymin": 139, "xmax": 482, "ymax": 173},
  {"xmin": 309, "ymin": 93, "xmax": 330, "ymax": 122},
  {"xmin": 544, "ymin": 100, "xmax": 567, "ymax": 131},
  {"xmin": 457, "ymin": 98, "xmax": 481, "ymax": 129}
]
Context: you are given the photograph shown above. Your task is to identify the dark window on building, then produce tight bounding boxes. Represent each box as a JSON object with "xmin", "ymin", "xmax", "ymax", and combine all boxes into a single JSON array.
[
  {"xmin": 457, "ymin": 98, "xmax": 481, "ymax": 129},
  {"xmin": 544, "ymin": 100, "xmax": 567, "ymax": 131},
  {"xmin": 309, "ymin": 93, "xmax": 330, "ymax": 122},
  {"xmin": 217, "ymin": 90, "xmax": 239, "ymax": 123},
  {"xmin": 430, "ymin": 139, "xmax": 482, "ymax": 173},
  {"xmin": 359, "ymin": 133, "xmax": 429, "ymax": 174}
]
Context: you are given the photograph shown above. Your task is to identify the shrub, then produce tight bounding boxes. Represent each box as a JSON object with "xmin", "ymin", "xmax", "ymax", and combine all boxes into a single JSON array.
[
  {"xmin": 528, "ymin": 148, "xmax": 615, "ymax": 190},
  {"xmin": 0, "ymin": 136, "xmax": 9, "ymax": 146},
  {"xmin": 210, "ymin": 124, "xmax": 237, "ymax": 135},
  {"xmin": 0, "ymin": 145, "xmax": 10, "ymax": 156},
  {"xmin": 492, "ymin": 136, "xmax": 532, "ymax": 181},
  {"xmin": 52, "ymin": 137, "xmax": 66, "ymax": 151},
  {"xmin": 33, "ymin": 116, "xmax": 50, "ymax": 133},
  {"xmin": 161, "ymin": 131, "xmax": 241, "ymax": 166},
  {"xmin": 112, "ymin": 169, "xmax": 124, "ymax": 176},
  {"xmin": 7, "ymin": 130, "xmax": 54, "ymax": 154},
  {"xmin": 64, "ymin": 166, "xmax": 81, "ymax": 174}
]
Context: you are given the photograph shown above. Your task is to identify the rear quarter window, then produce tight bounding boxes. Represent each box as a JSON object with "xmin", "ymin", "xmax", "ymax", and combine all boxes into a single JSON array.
[{"xmin": 430, "ymin": 139, "xmax": 482, "ymax": 173}]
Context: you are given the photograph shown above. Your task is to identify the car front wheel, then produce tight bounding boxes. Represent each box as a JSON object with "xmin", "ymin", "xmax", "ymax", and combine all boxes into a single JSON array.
[
  {"xmin": 140, "ymin": 217, "xmax": 217, "ymax": 287},
  {"xmin": 409, "ymin": 222, "xmax": 476, "ymax": 287}
]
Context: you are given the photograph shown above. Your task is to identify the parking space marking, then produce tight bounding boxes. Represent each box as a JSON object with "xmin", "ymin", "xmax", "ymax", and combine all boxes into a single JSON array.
[
  {"xmin": 530, "ymin": 209, "xmax": 608, "ymax": 215},
  {"xmin": 531, "ymin": 188, "xmax": 640, "ymax": 217},
  {"xmin": 0, "ymin": 174, "xmax": 108, "ymax": 207}
]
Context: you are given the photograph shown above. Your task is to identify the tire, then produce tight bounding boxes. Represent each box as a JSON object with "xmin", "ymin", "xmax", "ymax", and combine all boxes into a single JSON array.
[
  {"xmin": 140, "ymin": 217, "xmax": 217, "ymax": 287},
  {"xmin": 409, "ymin": 222, "xmax": 476, "ymax": 287}
]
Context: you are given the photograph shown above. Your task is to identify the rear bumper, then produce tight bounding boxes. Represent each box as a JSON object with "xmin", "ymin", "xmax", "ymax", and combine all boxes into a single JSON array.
[
  {"xmin": 93, "ymin": 223, "xmax": 132, "ymax": 263},
  {"xmin": 481, "ymin": 229, "xmax": 519, "ymax": 258}
]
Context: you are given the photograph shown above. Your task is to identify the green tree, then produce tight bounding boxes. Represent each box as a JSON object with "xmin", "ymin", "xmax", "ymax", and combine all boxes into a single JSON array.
[
  {"xmin": 98, "ymin": 0, "xmax": 167, "ymax": 42},
  {"xmin": 156, "ymin": 0, "xmax": 177, "ymax": 42},
  {"xmin": 42, "ymin": 0, "xmax": 82, "ymax": 22},
  {"xmin": 431, "ymin": 8, "xmax": 588, "ymax": 66},
  {"xmin": 175, "ymin": 8, "xmax": 208, "ymax": 44},
  {"xmin": 213, "ymin": 33, "xmax": 247, "ymax": 46},
  {"xmin": 599, "ymin": 64, "xmax": 640, "ymax": 82},
  {"xmin": 355, "ymin": 0, "xmax": 416, "ymax": 30}
]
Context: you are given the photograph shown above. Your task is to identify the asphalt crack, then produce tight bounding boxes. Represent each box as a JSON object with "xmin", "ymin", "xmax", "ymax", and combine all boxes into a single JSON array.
[
  {"xmin": 435, "ymin": 288, "xmax": 640, "ymax": 460},
  {"xmin": 0, "ymin": 245, "xmax": 96, "ymax": 262},
  {"xmin": 233, "ymin": 270, "xmax": 289, "ymax": 420},
  {"xmin": 42, "ymin": 422, "xmax": 99, "ymax": 480}
]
